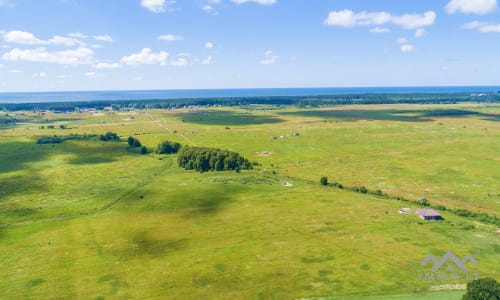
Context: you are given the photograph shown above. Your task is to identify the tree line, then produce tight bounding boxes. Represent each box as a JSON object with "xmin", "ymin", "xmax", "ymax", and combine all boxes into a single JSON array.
[{"xmin": 3, "ymin": 92, "xmax": 498, "ymax": 112}]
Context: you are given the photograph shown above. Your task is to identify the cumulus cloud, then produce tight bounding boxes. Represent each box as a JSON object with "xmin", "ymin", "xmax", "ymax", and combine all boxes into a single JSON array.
[
  {"xmin": 446, "ymin": 0, "xmax": 497, "ymax": 15},
  {"xmin": 232, "ymin": 0, "xmax": 276, "ymax": 4},
  {"xmin": 93, "ymin": 62, "xmax": 121, "ymax": 69},
  {"xmin": 170, "ymin": 57, "xmax": 189, "ymax": 66},
  {"xmin": 369, "ymin": 27, "xmax": 390, "ymax": 34},
  {"xmin": 463, "ymin": 21, "xmax": 500, "ymax": 32},
  {"xmin": 158, "ymin": 34, "xmax": 184, "ymax": 41},
  {"xmin": 202, "ymin": 5, "xmax": 217, "ymax": 14},
  {"xmin": 141, "ymin": 0, "xmax": 175, "ymax": 13},
  {"xmin": 324, "ymin": 10, "xmax": 436, "ymax": 30},
  {"xmin": 0, "ymin": 0, "xmax": 13, "ymax": 7},
  {"xmin": 415, "ymin": 28, "xmax": 427, "ymax": 38},
  {"xmin": 93, "ymin": 35, "xmax": 114, "ymax": 42},
  {"xmin": 260, "ymin": 50, "xmax": 279, "ymax": 65},
  {"xmin": 84, "ymin": 71, "xmax": 99, "ymax": 78},
  {"xmin": 202, "ymin": 55, "xmax": 213, "ymax": 65},
  {"xmin": 205, "ymin": 41, "xmax": 214, "ymax": 49},
  {"xmin": 400, "ymin": 44, "xmax": 415, "ymax": 53},
  {"xmin": 2, "ymin": 30, "xmax": 85, "ymax": 46},
  {"xmin": 68, "ymin": 32, "xmax": 88, "ymax": 39},
  {"xmin": 121, "ymin": 48, "xmax": 169, "ymax": 65},
  {"xmin": 2, "ymin": 47, "xmax": 95, "ymax": 65},
  {"xmin": 33, "ymin": 72, "xmax": 47, "ymax": 78},
  {"xmin": 397, "ymin": 38, "xmax": 408, "ymax": 44}
]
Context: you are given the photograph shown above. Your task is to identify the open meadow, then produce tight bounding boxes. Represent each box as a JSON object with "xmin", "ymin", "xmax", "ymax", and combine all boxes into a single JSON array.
[{"xmin": 0, "ymin": 103, "xmax": 499, "ymax": 299}]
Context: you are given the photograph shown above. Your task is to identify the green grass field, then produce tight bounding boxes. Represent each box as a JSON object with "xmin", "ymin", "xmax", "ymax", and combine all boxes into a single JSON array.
[{"xmin": 0, "ymin": 103, "xmax": 498, "ymax": 299}]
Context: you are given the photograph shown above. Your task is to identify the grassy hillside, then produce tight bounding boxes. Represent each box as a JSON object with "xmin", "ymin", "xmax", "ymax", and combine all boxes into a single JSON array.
[{"xmin": 0, "ymin": 103, "xmax": 498, "ymax": 299}]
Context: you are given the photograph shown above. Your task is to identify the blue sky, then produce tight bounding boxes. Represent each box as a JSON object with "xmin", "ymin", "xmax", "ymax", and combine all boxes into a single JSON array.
[{"xmin": 0, "ymin": 0, "xmax": 499, "ymax": 92}]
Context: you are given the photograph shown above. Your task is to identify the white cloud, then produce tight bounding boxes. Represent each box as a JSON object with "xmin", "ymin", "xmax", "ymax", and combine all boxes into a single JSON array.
[
  {"xmin": 2, "ymin": 30, "xmax": 44, "ymax": 45},
  {"xmin": 8, "ymin": 69, "xmax": 22, "ymax": 73},
  {"xmin": 93, "ymin": 35, "xmax": 114, "ymax": 42},
  {"xmin": 33, "ymin": 72, "xmax": 47, "ymax": 78},
  {"xmin": 202, "ymin": 55, "xmax": 213, "ymax": 65},
  {"xmin": 369, "ymin": 27, "xmax": 390, "ymax": 34},
  {"xmin": 324, "ymin": 10, "xmax": 390, "ymax": 27},
  {"xmin": 0, "ymin": 0, "xmax": 13, "ymax": 7},
  {"xmin": 415, "ymin": 28, "xmax": 427, "ymax": 38},
  {"xmin": 202, "ymin": 5, "xmax": 217, "ymax": 14},
  {"xmin": 2, "ymin": 47, "xmax": 95, "ymax": 65},
  {"xmin": 158, "ymin": 34, "xmax": 184, "ymax": 41},
  {"xmin": 121, "ymin": 48, "xmax": 169, "ymax": 65},
  {"xmin": 170, "ymin": 57, "xmax": 189, "ymax": 66},
  {"xmin": 400, "ymin": 44, "xmax": 415, "ymax": 53},
  {"xmin": 260, "ymin": 50, "xmax": 279, "ymax": 65},
  {"xmin": 463, "ymin": 21, "xmax": 500, "ymax": 32},
  {"xmin": 93, "ymin": 62, "xmax": 121, "ymax": 69},
  {"xmin": 446, "ymin": 0, "xmax": 497, "ymax": 15},
  {"xmin": 141, "ymin": 0, "xmax": 175, "ymax": 13},
  {"xmin": 2, "ymin": 30, "xmax": 85, "ymax": 46},
  {"xmin": 324, "ymin": 10, "xmax": 436, "ymax": 30},
  {"xmin": 68, "ymin": 32, "xmax": 88, "ymax": 39},
  {"xmin": 84, "ymin": 71, "xmax": 99, "ymax": 78},
  {"xmin": 201, "ymin": 0, "xmax": 222, "ymax": 14},
  {"xmin": 205, "ymin": 41, "xmax": 214, "ymax": 49},
  {"xmin": 232, "ymin": 0, "xmax": 276, "ymax": 5},
  {"xmin": 392, "ymin": 12, "xmax": 436, "ymax": 29},
  {"xmin": 397, "ymin": 38, "xmax": 408, "ymax": 44}
]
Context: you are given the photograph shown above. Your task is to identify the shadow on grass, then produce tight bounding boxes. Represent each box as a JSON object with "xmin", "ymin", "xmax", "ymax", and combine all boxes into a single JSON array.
[
  {"xmin": 176, "ymin": 110, "xmax": 284, "ymax": 126},
  {"xmin": 280, "ymin": 108, "xmax": 499, "ymax": 122},
  {"xmin": 109, "ymin": 231, "xmax": 188, "ymax": 259},
  {"xmin": 67, "ymin": 155, "xmax": 117, "ymax": 165},
  {"xmin": 174, "ymin": 189, "xmax": 235, "ymax": 216},
  {"xmin": 0, "ymin": 139, "xmax": 135, "ymax": 226}
]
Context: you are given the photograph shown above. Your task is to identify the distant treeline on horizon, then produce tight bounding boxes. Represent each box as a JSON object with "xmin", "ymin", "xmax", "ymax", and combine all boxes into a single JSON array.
[{"xmin": 1, "ymin": 92, "xmax": 498, "ymax": 111}]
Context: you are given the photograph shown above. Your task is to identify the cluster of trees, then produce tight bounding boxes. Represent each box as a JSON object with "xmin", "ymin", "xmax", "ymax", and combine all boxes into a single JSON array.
[
  {"xmin": 177, "ymin": 146, "xmax": 252, "ymax": 172},
  {"xmin": 36, "ymin": 134, "xmax": 98, "ymax": 144},
  {"xmin": 99, "ymin": 132, "xmax": 120, "ymax": 141},
  {"xmin": 156, "ymin": 141, "xmax": 181, "ymax": 154},
  {"xmin": 127, "ymin": 136, "xmax": 147, "ymax": 154},
  {"xmin": 127, "ymin": 136, "xmax": 142, "ymax": 147}
]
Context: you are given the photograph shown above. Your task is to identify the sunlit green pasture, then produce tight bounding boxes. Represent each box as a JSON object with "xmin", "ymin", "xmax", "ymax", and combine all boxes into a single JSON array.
[{"xmin": 0, "ymin": 103, "xmax": 498, "ymax": 299}]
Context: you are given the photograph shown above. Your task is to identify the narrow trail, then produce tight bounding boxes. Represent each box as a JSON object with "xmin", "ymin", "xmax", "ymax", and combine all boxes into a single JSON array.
[
  {"xmin": 0, "ymin": 158, "xmax": 173, "ymax": 230},
  {"xmin": 156, "ymin": 120, "xmax": 197, "ymax": 146}
]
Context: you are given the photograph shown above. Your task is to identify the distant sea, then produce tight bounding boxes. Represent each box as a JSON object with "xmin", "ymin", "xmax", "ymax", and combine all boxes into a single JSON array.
[{"xmin": 1, "ymin": 86, "xmax": 499, "ymax": 104}]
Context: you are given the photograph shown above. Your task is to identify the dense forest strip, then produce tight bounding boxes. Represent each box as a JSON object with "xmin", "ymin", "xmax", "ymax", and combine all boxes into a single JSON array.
[{"xmin": 1, "ymin": 92, "xmax": 498, "ymax": 111}]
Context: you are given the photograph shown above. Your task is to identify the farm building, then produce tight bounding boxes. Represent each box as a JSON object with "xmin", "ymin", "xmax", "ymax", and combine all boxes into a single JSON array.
[{"xmin": 417, "ymin": 209, "xmax": 443, "ymax": 221}]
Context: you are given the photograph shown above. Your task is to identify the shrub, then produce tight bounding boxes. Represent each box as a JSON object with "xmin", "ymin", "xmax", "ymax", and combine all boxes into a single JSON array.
[
  {"xmin": 462, "ymin": 277, "xmax": 499, "ymax": 300},
  {"xmin": 127, "ymin": 136, "xmax": 141, "ymax": 147},
  {"xmin": 99, "ymin": 132, "xmax": 120, "ymax": 141},
  {"xmin": 320, "ymin": 176, "xmax": 328, "ymax": 186},
  {"xmin": 418, "ymin": 197, "xmax": 429, "ymax": 206}
]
